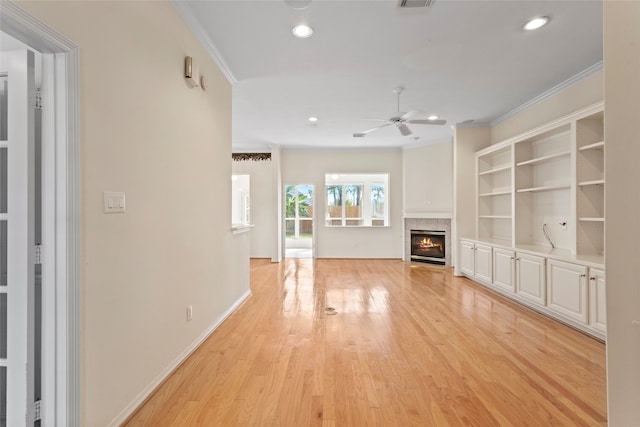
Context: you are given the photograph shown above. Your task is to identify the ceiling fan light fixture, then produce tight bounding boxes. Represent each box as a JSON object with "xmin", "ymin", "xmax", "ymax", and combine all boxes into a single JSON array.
[
  {"xmin": 523, "ymin": 16, "xmax": 550, "ymax": 31},
  {"xmin": 427, "ymin": 115, "xmax": 439, "ymax": 120},
  {"xmin": 292, "ymin": 24, "xmax": 314, "ymax": 38}
]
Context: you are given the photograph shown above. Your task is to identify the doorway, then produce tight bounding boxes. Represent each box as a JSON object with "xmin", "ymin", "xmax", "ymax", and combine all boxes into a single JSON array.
[
  {"xmin": 284, "ymin": 185, "xmax": 314, "ymax": 258},
  {"xmin": 1, "ymin": 3, "xmax": 81, "ymax": 425}
]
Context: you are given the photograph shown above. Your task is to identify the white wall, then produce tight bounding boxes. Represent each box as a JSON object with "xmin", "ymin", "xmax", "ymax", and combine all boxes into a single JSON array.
[
  {"xmin": 232, "ymin": 160, "xmax": 276, "ymax": 258},
  {"xmin": 403, "ymin": 141, "xmax": 453, "ymax": 217},
  {"xmin": 282, "ymin": 149, "xmax": 404, "ymax": 258},
  {"xmin": 604, "ymin": 2, "xmax": 640, "ymax": 424},
  {"xmin": 17, "ymin": 2, "xmax": 250, "ymax": 425}
]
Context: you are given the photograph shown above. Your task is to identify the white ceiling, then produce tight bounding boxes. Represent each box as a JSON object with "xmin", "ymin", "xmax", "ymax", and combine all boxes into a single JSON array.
[{"xmin": 178, "ymin": 1, "xmax": 602, "ymax": 152}]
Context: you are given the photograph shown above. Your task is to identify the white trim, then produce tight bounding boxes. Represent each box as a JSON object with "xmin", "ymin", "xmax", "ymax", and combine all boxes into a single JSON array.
[
  {"xmin": 5, "ymin": 48, "xmax": 36, "ymax": 427},
  {"xmin": 492, "ymin": 61, "xmax": 604, "ymax": 126},
  {"xmin": 106, "ymin": 289, "xmax": 252, "ymax": 427},
  {"xmin": 403, "ymin": 210, "xmax": 452, "ymax": 219},
  {"xmin": 170, "ymin": 1, "xmax": 237, "ymax": 85},
  {"xmin": 1, "ymin": 2, "xmax": 81, "ymax": 426}
]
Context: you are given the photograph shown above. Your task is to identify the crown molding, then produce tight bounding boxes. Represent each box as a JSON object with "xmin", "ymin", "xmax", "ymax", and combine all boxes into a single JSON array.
[
  {"xmin": 492, "ymin": 61, "xmax": 603, "ymax": 126},
  {"xmin": 171, "ymin": 1, "xmax": 237, "ymax": 85}
]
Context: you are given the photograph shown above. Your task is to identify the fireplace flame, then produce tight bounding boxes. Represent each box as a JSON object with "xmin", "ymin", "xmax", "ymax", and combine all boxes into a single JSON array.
[{"xmin": 418, "ymin": 237, "xmax": 443, "ymax": 252}]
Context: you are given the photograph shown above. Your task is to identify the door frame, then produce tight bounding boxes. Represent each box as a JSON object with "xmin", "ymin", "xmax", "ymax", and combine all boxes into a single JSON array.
[{"xmin": 1, "ymin": 3, "xmax": 80, "ymax": 426}]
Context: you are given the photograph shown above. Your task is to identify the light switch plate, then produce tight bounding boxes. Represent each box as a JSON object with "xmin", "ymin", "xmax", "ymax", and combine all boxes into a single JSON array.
[{"xmin": 104, "ymin": 191, "xmax": 126, "ymax": 213}]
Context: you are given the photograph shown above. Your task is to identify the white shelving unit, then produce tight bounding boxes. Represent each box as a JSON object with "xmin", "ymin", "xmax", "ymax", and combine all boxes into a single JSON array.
[
  {"xmin": 461, "ymin": 103, "xmax": 606, "ymax": 340},
  {"xmin": 476, "ymin": 145, "xmax": 512, "ymax": 244},
  {"xmin": 471, "ymin": 106, "xmax": 604, "ymax": 262},
  {"xmin": 514, "ymin": 123, "xmax": 573, "ymax": 252},
  {"xmin": 576, "ymin": 111, "xmax": 605, "ymax": 257}
]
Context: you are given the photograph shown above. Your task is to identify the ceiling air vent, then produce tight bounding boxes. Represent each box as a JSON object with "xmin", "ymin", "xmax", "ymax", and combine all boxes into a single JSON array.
[{"xmin": 398, "ymin": 0, "xmax": 434, "ymax": 7}]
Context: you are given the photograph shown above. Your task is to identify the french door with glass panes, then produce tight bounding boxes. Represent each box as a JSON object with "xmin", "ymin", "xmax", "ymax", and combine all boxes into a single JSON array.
[{"xmin": 1, "ymin": 49, "xmax": 40, "ymax": 427}]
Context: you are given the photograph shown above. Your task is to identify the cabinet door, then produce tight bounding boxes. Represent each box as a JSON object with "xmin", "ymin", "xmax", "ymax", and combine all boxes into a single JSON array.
[
  {"xmin": 493, "ymin": 248, "xmax": 515, "ymax": 292},
  {"xmin": 474, "ymin": 243, "xmax": 493, "ymax": 283},
  {"xmin": 547, "ymin": 259, "xmax": 589, "ymax": 324},
  {"xmin": 516, "ymin": 253, "xmax": 546, "ymax": 306},
  {"xmin": 589, "ymin": 268, "xmax": 606, "ymax": 334},
  {"xmin": 460, "ymin": 240, "xmax": 475, "ymax": 276}
]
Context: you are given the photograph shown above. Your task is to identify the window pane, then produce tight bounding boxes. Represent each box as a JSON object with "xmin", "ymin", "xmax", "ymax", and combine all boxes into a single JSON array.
[
  {"xmin": 285, "ymin": 219, "xmax": 295, "ymax": 237},
  {"xmin": 326, "ymin": 185, "xmax": 342, "ymax": 225},
  {"xmin": 345, "ymin": 185, "xmax": 363, "ymax": 225},
  {"xmin": 284, "ymin": 185, "xmax": 296, "ymax": 219},
  {"xmin": 371, "ymin": 183, "xmax": 385, "ymax": 223},
  {"xmin": 297, "ymin": 185, "xmax": 313, "ymax": 218}
]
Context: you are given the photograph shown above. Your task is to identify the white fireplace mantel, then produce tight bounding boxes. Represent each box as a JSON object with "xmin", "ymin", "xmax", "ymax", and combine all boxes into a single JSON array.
[{"xmin": 403, "ymin": 209, "xmax": 452, "ymax": 219}]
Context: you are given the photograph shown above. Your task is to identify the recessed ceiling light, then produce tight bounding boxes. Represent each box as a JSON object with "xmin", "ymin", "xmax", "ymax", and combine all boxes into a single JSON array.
[
  {"xmin": 308, "ymin": 116, "xmax": 318, "ymax": 122},
  {"xmin": 523, "ymin": 16, "xmax": 550, "ymax": 31},
  {"xmin": 292, "ymin": 24, "xmax": 314, "ymax": 39},
  {"xmin": 427, "ymin": 115, "xmax": 439, "ymax": 120}
]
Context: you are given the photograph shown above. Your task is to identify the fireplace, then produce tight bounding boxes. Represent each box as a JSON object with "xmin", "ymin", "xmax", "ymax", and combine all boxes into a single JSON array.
[{"xmin": 410, "ymin": 230, "xmax": 446, "ymax": 265}]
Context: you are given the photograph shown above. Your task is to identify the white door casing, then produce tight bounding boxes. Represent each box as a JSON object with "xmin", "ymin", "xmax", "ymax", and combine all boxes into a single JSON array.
[
  {"xmin": 1, "ymin": 3, "xmax": 81, "ymax": 426},
  {"xmin": 2, "ymin": 48, "xmax": 36, "ymax": 427}
]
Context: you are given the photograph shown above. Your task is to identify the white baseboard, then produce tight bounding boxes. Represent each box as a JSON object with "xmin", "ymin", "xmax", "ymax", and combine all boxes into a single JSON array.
[{"xmin": 108, "ymin": 289, "xmax": 252, "ymax": 427}]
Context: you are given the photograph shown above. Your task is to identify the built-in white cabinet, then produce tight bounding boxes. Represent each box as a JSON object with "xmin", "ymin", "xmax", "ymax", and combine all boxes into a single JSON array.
[
  {"xmin": 460, "ymin": 240, "xmax": 492, "ymax": 283},
  {"xmin": 515, "ymin": 253, "xmax": 546, "ymax": 307},
  {"xmin": 459, "ymin": 237, "xmax": 605, "ymax": 340},
  {"xmin": 547, "ymin": 259, "xmax": 588, "ymax": 324},
  {"xmin": 493, "ymin": 248, "xmax": 515, "ymax": 292},
  {"xmin": 492, "ymin": 249, "xmax": 546, "ymax": 307},
  {"xmin": 461, "ymin": 103, "xmax": 606, "ymax": 340},
  {"xmin": 589, "ymin": 268, "xmax": 606, "ymax": 334}
]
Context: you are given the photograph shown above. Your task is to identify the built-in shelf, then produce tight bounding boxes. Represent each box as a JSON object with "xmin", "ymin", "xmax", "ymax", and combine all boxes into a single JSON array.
[
  {"xmin": 478, "ymin": 164, "xmax": 511, "ymax": 176},
  {"xmin": 0, "ymin": 213, "xmax": 6, "ymax": 221},
  {"xmin": 0, "ymin": 140, "xmax": 7, "ymax": 149},
  {"xmin": 579, "ymin": 217, "xmax": 605, "ymax": 222},
  {"xmin": 478, "ymin": 190, "xmax": 511, "ymax": 197},
  {"xmin": 579, "ymin": 140, "xmax": 605, "ymax": 151},
  {"xmin": 578, "ymin": 179, "xmax": 605, "ymax": 187},
  {"xmin": 479, "ymin": 215, "xmax": 512, "ymax": 219},
  {"xmin": 516, "ymin": 184, "xmax": 571, "ymax": 193},
  {"xmin": 516, "ymin": 150, "xmax": 571, "ymax": 167}
]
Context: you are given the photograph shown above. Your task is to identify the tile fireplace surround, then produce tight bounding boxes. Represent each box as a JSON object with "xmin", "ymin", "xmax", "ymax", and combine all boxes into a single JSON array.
[{"xmin": 404, "ymin": 218, "xmax": 452, "ymax": 266}]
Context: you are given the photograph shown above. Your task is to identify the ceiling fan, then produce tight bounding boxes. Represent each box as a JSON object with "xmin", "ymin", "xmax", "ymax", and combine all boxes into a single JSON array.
[{"xmin": 353, "ymin": 87, "xmax": 446, "ymax": 138}]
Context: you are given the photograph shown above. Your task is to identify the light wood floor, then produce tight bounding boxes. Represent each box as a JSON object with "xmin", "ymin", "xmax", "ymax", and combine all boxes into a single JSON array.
[{"xmin": 124, "ymin": 259, "xmax": 607, "ymax": 426}]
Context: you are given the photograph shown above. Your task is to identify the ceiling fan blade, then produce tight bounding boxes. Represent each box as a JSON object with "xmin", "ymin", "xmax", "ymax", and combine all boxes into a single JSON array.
[
  {"xmin": 398, "ymin": 123, "xmax": 412, "ymax": 136},
  {"xmin": 353, "ymin": 122, "xmax": 392, "ymax": 137},
  {"xmin": 407, "ymin": 119, "xmax": 447, "ymax": 125},
  {"xmin": 400, "ymin": 110, "xmax": 424, "ymax": 120}
]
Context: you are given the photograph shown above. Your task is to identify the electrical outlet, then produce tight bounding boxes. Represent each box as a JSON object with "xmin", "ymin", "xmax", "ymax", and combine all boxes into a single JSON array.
[{"xmin": 186, "ymin": 305, "xmax": 193, "ymax": 322}]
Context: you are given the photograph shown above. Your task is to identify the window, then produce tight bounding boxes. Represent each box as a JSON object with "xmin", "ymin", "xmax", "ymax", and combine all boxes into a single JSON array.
[
  {"xmin": 325, "ymin": 173, "xmax": 389, "ymax": 227},
  {"xmin": 231, "ymin": 174, "xmax": 250, "ymax": 226}
]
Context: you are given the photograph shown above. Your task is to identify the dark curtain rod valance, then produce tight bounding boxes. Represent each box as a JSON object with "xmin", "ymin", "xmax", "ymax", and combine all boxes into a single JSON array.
[{"xmin": 232, "ymin": 153, "xmax": 271, "ymax": 162}]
